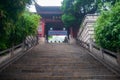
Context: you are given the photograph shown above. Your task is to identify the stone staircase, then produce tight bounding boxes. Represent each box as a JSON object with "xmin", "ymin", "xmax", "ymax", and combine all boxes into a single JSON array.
[
  {"xmin": 0, "ymin": 43, "xmax": 119, "ymax": 80},
  {"xmin": 38, "ymin": 37, "xmax": 46, "ymax": 44}
]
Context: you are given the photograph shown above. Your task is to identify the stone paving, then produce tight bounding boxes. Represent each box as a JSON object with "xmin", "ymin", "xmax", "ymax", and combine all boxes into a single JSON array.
[{"xmin": 0, "ymin": 43, "xmax": 119, "ymax": 80}]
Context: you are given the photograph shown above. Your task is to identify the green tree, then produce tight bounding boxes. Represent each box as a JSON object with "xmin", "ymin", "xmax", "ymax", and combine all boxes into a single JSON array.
[
  {"xmin": 94, "ymin": 2, "xmax": 120, "ymax": 52},
  {"xmin": 62, "ymin": 13, "xmax": 76, "ymax": 27},
  {"xmin": 61, "ymin": 0, "xmax": 119, "ymax": 28},
  {"xmin": 61, "ymin": 0, "xmax": 97, "ymax": 28},
  {"xmin": 0, "ymin": 0, "xmax": 41, "ymax": 50},
  {"xmin": 9, "ymin": 11, "xmax": 41, "ymax": 46},
  {"xmin": 61, "ymin": 0, "xmax": 76, "ymax": 27}
]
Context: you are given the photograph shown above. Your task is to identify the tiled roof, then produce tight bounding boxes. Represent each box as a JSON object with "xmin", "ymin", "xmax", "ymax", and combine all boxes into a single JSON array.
[{"xmin": 35, "ymin": 3, "xmax": 62, "ymax": 14}]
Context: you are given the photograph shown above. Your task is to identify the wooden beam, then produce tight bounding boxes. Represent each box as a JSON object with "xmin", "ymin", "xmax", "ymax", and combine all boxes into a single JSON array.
[
  {"xmin": 44, "ymin": 19, "xmax": 62, "ymax": 22},
  {"xmin": 37, "ymin": 12, "xmax": 62, "ymax": 14}
]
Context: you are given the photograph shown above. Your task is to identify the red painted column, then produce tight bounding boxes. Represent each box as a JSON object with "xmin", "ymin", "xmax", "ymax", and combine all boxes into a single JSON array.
[
  {"xmin": 41, "ymin": 20, "xmax": 45, "ymax": 37},
  {"xmin": 38, "ymin": 20, "xmax": 45, "ymax": 37}
]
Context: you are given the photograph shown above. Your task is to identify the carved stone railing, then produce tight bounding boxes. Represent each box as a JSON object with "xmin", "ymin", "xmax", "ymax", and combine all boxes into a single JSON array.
[
  {"xmin": 0, "ymin": 35, "xmax": 38, "ymax": 71},
  {"xmin": 76, "ymin": 39, "xmax": 120, "ymax": 75}
]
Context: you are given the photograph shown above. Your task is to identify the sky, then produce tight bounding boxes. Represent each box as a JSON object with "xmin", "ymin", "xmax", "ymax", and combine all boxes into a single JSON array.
[
  {"xmin": 29, "ymin": 0, "xmax": 63, "ymax": 12},
  {"xmin": 37, "ymin": 0, "xmax": 63, "ymax": 6}
]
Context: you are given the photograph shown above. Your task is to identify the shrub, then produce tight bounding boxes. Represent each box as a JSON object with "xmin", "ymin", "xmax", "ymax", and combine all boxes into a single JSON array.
[{"xmin": 94, "ymin": 2, "xmax": 120, "ymax": 52}]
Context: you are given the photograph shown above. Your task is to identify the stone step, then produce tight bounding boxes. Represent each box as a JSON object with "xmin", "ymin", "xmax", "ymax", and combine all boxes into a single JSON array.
[
  {"xmin": 0, "ymin": 74, "xmax": 119, "ymax": 80},
  {"xmin": 0, "ymin": 43, "xmax": 119, "ymax": 80}
]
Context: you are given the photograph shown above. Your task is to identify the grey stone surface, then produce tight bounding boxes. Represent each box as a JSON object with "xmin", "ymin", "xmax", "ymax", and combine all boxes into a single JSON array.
[{"xmin": 0, "ymin": 43, "xmax": 119, "ymax": 80}]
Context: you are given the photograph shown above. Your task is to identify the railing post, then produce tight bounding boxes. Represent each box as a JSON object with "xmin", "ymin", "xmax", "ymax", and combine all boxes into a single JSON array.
[
  {"xmin": 11, "ymin": 46, "xmax": 14, "ymax": 57},
  {"xmin": 89, "ymin": 43, "xmax": 92, "ymax": 51},
  {"xmin": 117, "ymin": 55, "xmax": 120, "ymax": 67},
  {"xmin": 36, "ymin": 35, "xmax": 39, "ymax": 45},
  {"xmin": 89, "ymin": 39, "xmax": 93, "ymax": 52},
  {"xmin": 22, "ymin": 42, "xmax": 25, "ymax": 52},
  {"xmin": 100, "ymin": 48, "xmax": 104, "ymax": 59}
]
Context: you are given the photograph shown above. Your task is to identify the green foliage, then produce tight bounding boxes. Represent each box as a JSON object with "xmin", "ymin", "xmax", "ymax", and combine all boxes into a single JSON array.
[
  {"xmin": 0, "ymin": 0, "xmax": 41, "ymax": 50},
  {"xmin": 61, "ymin": 0, "xmax": 119, "ymax": 28},
  {"xmin": 61, "ymin": 0, "xmax": 98, "ymax": 28},
  {"xmin": 0, "ymin": 0, "xmax": 33, "ymax": 50},
  {"xmin": 11, "ymin": 12, "xmax": 41, "ymax": 45},
  {"xmin": 62, "ymin": 13, "xmax": 76, "ymax": 27},
  {"xmin": 61, "ymin": 0, "xmax": 74, "ymax": 13},
  {"xmin": 0, "ymin": 11, "xmax": 41, "ymax": 50},
  {"xmin": 94, "ymin": 2, "xmax": 120, "ymax": 52},
  {"xmin": 97, "ymin": 0, "xmax": 120, "ymax": 11}
]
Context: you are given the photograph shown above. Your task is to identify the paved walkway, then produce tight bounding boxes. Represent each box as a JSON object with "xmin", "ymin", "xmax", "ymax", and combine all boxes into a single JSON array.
[{"xmin": 0, "ymin": 43, "xmax": 119, "ymax": 80}]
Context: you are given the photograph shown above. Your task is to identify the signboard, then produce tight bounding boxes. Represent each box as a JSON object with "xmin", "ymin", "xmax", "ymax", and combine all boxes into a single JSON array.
[
  {"xmin": 38, "ymin": 25, "xmax": 42, "ymax": 32},
  {"xmin": 48, "ymin": 30, "xmax": 67, "ymax": 35}
]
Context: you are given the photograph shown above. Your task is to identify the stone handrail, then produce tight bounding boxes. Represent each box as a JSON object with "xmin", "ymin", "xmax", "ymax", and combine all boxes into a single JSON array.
[
  {"xmin": 77, "ymin": 39, "xmax": 120, "ymax": 75},
  {"xmin": 0, "ymin": 35, "xmax": 38, "ymax": 71}
]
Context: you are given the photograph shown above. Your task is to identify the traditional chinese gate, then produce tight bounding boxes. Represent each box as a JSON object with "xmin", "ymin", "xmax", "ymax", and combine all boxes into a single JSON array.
[{"xmin": 35, "ymin": 3, "xmax": 74, "ymax": 42}]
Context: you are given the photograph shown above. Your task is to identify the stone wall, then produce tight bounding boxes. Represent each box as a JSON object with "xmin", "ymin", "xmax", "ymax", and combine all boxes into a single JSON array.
[{"xmin": 77, "ymin": 14, "xmax": 98, "ymax": 43}]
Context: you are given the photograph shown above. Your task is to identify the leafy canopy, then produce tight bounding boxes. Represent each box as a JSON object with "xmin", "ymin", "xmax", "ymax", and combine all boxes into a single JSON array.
[
  {"xmin": 94, "ymin": 2, "xmax": 120, "ymax": 52},
  {"xmin": 0, "ymin": 0, "xmax": 41, "ymax": 50},
  {"xmin": 62, "ymin": 13, "xmax": 76, "ymax": 27},
  {"xmin": 61, "ymin": 0, "xmax": 119, "ymax": 28}
]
